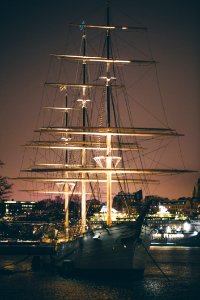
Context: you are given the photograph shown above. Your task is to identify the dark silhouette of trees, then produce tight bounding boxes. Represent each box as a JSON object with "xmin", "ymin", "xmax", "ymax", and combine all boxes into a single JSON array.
[{"xmin": 0, "ymin": 161, "xmax": 12, "ymax": 201}]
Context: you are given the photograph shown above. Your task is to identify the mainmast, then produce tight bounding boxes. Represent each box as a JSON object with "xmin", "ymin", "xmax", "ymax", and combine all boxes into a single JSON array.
[
  {"xmin": 106, "ymin": 1, "xmax": 111, "ymax": 128},
  {"xmin": 105, "ymin": 1, "xmax": 113, "ymax": 226}
]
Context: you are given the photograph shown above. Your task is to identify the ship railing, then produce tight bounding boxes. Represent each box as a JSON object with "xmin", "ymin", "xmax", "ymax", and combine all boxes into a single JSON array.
[{"xmin": 67, "ymin": 225, "xmax": 84, "ymax": 240}]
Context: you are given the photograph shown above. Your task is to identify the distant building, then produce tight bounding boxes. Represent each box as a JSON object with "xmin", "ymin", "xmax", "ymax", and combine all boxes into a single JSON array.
[
  {"xmin": 191, "ymin": 178, "xmax": 200, "ymax": 217},
  {"xmin": 166, "ymin": 199, "xmax": 190, "ymax": 216},
  {"xmin": 86, "ymin": 199, "xmax": 101, "ymax": 216},
  {"xmin": 144, "ymin": 193, "xmax": 200, "ymax": 218},
  {"xmin": 113, "ymin": 190, "xmax": 142, "ymax": 214},
  {"xmin": 0, "ymin": 200, "xmax": 36, "ymax": 217},
  {"xmin": 156, "ymin": 197, "xmax": 199, "ymax": 218}
]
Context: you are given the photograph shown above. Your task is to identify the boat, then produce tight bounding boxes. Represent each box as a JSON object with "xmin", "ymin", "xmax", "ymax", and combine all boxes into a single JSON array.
[
  {"xmin": 150, "ymin": 220, "xmax": 200, "ymax": 246},
  {"xmin": 151, "ymin": 232, "xmax": 200, "ymax": 247},
  {"xmin": 14, "ymin": 1, "xmax": 195, "ymax": 278}
]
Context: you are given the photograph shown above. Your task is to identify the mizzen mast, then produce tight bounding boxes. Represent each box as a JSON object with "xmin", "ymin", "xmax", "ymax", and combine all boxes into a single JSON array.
[{"xmin": 64, "ymin": 91, "xmax": 69, "ymax": 233}]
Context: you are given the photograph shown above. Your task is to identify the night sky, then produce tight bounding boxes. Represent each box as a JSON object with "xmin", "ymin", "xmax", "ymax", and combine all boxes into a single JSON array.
[{"xmin": 0, "ymin": 0, "xmax": 199, "ymax": 201}]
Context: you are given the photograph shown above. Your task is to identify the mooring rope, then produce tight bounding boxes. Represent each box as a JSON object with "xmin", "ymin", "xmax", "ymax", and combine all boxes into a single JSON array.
[{"xmin": 142, "ymin": 241, "xmax": 170, "ymax": 281}]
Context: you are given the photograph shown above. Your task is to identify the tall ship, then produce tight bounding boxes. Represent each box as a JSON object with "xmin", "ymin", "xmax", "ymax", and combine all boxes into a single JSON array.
[{"xmin": 15, "ymin": 1, "xmax": 194, "ymax": 278}]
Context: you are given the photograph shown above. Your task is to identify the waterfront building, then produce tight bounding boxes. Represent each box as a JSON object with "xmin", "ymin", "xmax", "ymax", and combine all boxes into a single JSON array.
[
  {"xmin": 0, "ymin": 200, "xmax": 36, "ymax": 217},
  {"xmin": 163, "ymin": 198, "xmax": 200, "ymax": 218},
  {"xmin": 86, "ymin": 199, "xmax": 102, "ymax": 217},
  {"xmin": 113, "ymin": 190, "xmax": 142, "ymax": 215}
]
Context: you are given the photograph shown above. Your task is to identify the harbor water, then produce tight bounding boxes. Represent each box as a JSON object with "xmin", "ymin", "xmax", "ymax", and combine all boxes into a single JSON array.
[{"xmin": 0, "ymin": 246, "xmax": 199, "ymax": 299}]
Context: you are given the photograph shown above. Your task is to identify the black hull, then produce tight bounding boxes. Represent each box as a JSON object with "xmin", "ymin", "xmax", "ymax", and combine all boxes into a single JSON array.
[{"xmin": 54, "ymin": 223, "xmax": 151, "ymax": 276}]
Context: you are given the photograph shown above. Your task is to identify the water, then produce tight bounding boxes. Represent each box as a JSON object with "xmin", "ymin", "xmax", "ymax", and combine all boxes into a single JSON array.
[{"xmin": 0, "ymin": 246, "xmax": 199, "ymax": 299}]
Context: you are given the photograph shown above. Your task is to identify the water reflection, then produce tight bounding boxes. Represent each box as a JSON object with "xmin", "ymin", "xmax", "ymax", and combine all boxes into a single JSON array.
[{"xmin": 0, "ymin": 247, "xmax": 200, "ymax": 300}]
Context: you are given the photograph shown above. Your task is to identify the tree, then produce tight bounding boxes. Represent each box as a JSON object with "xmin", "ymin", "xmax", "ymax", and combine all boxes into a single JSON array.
[
  {"xmin": 0, "ymin": 176, "xmax": 12, "ymax": 201},
  {"xmin": 0, "ymin": 161, "xmax": 12, "ymax": 201}
]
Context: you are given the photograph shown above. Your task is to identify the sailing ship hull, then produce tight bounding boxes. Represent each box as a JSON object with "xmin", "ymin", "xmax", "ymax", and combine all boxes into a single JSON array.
[{"xmin": 54, "ymin": 222, "xmax": 151, "ymax": 278}]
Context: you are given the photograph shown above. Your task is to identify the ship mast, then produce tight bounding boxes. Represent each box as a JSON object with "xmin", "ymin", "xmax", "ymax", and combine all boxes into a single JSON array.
[
  {"xmin": 80, "ymin": 25, "xmax": 87, "ymax": 233},
  {"xmin": 64, "ymin": 92, "xmax": 69, "ymax": 235},
  {"xmin": 105, "ymin": 1, "xmax": 112, "ymax": 226}
]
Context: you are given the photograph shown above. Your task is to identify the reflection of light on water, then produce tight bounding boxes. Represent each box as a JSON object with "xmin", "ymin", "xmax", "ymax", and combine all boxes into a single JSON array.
[
  {"xmin": 1, "ymin": 248, "xmax": 200, "ymax": 299},
  {"xmin": 142, "ymin": 280, "xmax": 168, "ymax": 297},
  {"xmin": 145, "ymin": 246, "xmax": 200, "ymax": 290}
]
